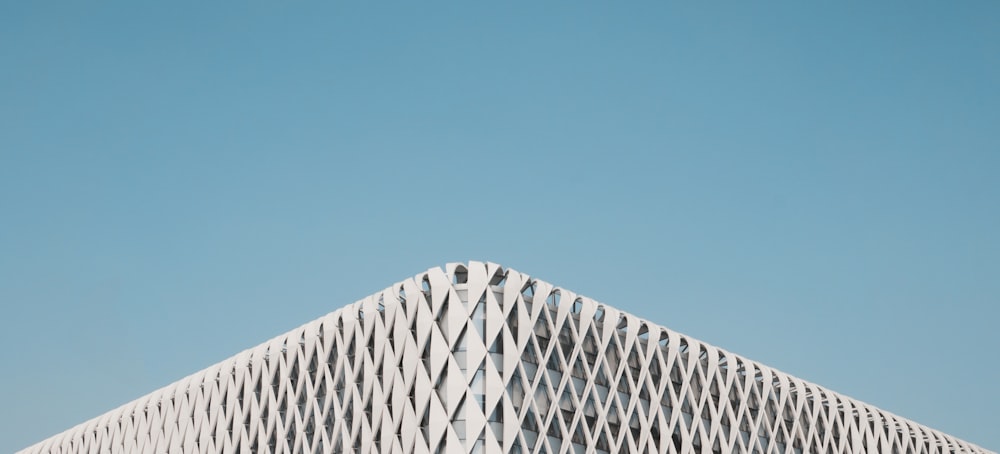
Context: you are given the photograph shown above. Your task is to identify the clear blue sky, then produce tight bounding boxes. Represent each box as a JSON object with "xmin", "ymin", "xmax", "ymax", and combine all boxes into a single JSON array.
[{"xmin": 2, "ymin": 2, "xmax": 998, "ymax": 452}]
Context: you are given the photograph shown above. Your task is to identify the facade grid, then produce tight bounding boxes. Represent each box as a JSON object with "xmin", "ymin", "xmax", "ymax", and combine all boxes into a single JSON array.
[{"xmin": 20, "ymin": 262, "xmax": 991, "ymax": 454}]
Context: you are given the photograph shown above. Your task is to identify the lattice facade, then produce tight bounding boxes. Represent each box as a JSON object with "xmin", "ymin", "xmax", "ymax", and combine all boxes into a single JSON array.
[{"xmin": 20, "ymin": 262, "xmax": 990, "ymax": 454}]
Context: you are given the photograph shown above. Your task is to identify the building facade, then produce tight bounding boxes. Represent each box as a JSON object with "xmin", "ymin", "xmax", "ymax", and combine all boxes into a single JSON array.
[{"xmin": 20, "ymin": 262, "xmax": 991, "ymax": 453}]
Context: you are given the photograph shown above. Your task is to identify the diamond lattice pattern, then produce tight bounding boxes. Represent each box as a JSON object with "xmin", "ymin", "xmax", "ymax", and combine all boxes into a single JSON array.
[{"xmin": 20, "ymin": 262, "xmax": 991, "ymax": 454}]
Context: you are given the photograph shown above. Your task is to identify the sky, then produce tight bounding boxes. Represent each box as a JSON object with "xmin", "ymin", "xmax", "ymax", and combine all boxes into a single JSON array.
[{"xmin": 1, "ymin": 2, "xmax": 998, "ymax": 452}]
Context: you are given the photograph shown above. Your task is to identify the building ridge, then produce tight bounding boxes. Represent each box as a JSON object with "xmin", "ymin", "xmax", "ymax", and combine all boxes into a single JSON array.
[{"xmin": 20, "ymin": 261, "xmax": 992, "ymax": 453}]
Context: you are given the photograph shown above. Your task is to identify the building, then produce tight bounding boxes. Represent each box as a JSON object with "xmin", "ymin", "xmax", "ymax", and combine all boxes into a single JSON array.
[{"xmin": 20, "ymin": 262, "xmax": 991, "ymax": 453}]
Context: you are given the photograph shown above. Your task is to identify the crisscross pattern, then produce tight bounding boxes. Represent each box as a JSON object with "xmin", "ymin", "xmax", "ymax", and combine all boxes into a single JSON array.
[{"xmin": 20, "ymin": 262, "xmax": 990, "ymax": 454}]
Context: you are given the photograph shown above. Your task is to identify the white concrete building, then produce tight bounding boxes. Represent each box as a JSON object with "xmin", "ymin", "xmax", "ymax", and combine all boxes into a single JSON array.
[{"xmin": 19, "ymin": 262, "xmax": 991, "ymax": 453}]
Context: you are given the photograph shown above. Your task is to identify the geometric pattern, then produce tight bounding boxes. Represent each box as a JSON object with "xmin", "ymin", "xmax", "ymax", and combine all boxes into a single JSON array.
[{"xmin": 19, "ymin": 261, "xmax": 991, "ymax": 454}]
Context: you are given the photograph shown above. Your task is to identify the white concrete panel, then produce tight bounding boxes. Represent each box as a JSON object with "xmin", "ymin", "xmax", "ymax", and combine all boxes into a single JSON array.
[{"xmin": 18, "ymin": 262, "xmax": 991, "ymax": 454}]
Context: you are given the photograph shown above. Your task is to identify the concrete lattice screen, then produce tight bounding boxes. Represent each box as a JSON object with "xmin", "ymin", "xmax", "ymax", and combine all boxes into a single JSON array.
[{"xmin": 20, "ymin": 262, "xmax": 991, "ymax": 453}]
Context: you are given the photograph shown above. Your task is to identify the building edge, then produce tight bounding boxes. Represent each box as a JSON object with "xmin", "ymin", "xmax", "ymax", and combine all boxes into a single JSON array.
[{"xmin": 18, "ymin": 261, "xmax": 993, "ymax": 453}]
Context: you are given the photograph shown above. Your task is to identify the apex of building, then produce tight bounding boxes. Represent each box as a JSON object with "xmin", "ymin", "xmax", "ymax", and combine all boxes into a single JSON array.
[{"xmin": 20, "ymin": 261, "xmax": 992, "ymax": 454}]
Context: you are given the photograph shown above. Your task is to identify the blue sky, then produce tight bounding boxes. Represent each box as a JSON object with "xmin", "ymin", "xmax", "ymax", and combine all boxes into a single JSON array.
[{"xmin": 2, "ymin": 2, "xmax": 998, "ymax": 451}]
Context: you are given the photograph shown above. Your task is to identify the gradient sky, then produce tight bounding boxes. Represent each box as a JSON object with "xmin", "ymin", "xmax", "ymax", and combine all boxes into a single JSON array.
[{"xmin": 2, "ymin": 2, "xmax": 998, "ymax": 452}]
